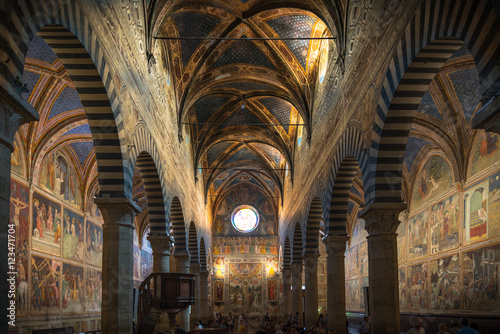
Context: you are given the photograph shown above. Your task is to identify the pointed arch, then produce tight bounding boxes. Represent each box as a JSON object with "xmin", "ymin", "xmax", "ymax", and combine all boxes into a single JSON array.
[
  {"xmin": 188, "ymin": 222, "xmax": 199, "ymax": 265},
  {"xmin": 292, "ymin": 222, "xmax": 304, "ymax": 263},
  {"xmin": 199, "ymin": 237, "xmax": 207, "ymax": 271},
  {"xmin": 368, "ymin": 0, "xmax": 500, "ymax": 203},
  {"xmin": 171, "ymin": 196, "xmax": 187, "ymax": 253},
  {"xmin": 130, "ymin": 127, "xmax": 169, "ymax": 235},
  {"xmin": 283, "ymin": 236, "xmax": 292, "ymax": 269},
  {"xmin": 304, "ymin": 197, "xmax": 323, "ymax": 254},
  {"xmin": 1, "ymin": 2, "xmax": 128, "ymax": 195}
]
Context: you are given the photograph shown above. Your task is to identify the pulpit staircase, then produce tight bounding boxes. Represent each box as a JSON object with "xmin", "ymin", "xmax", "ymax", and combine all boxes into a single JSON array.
[{"xmin": 137, "ymin": 273, "xmax": 195, "ymax": 334}]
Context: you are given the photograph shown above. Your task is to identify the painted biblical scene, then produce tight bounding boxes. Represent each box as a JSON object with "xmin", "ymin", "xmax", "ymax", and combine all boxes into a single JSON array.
[
  {"xmin": 349, "ymin": 244, "xmax": 360, "ymax": 276},
  {"xmin": 11, "ymin": 179, "xmax": 29, "ymax": 316},
  {"xmin": 399, "ymin": 268, "xmax": 407, "ymax": 309},
  {"xmin": 430, "ymin": 254, "xmax": 460, "ymax": 310},
  {"xmin": 430, "ymin": 194, "xmax": 460, "ymax": 255},
  {"xmin": 31, "ymin": 255, "xmax": 61, "ymax": 315},
  {"xmin": 488, "ymin": 171, "xmax": 500, "ymax": 238},
  {"xmin": 351, "ymin": 218, "xmax": 367, "ymax": 245},
  {"xmin": 62, "ymin": 208, "xmax": 85, "ymax": 262},
  {"xmin": 133, "ymin": 244, "xmax": 141, "ymax": 286},
  {"xmin": 214, "ymin": 279, "xmax": 224, "ymax": 302},
  {"xmin": 411, "ymin": 155, "xmax": 453, "ymax": 210},
  {"xmin": 86, "ymin": 196, "xmax": 102, "ymax": 223},
  {"xmin": 229, "ymin": 263, "xmax": 263, "ymax": 308},
  {"xmin": 470, "ymin": 132, "xmax": 500, "ymax": 177},
  {"xmin": 39, "ymin": 151, "xmax": 81, "ymax": 208},
  {"xmin": 359, "ymin": 276, "xmax": 368, "ymax": 309},
  {"xmin": 397, "ymin": 220, "xmax": 406, "ymax": 264},
  {"xmin": 62, "ymin": 262, "xmax": 85, "ymax": 313},
  {"xmin": 268, "ymin": 279, "xmax": 278, "ymax": 301},
  {"xmin": 213, "ymin": 237, "xmax": 278, "ymax": 255},
  {"xmin": 32, "ymin": 192, "xmax": 62, "ymax": 255},
  {"xmin": 463, "ymin": 243, "xmax": 500, "ymax": 310},
  {"xmin": 85, "ymin": 268, "xmax": 102, "ymax": 312},
  {"xmin": 407, "ymin": 262, "xmax": 429, "ymax": 309},
  {"xmin": 349, "ymin": 279, "xmax": 360, "ymax": 310},
  {"xmin": 464, "ymin": 180, "xmax": 489, "ymax": 245},
  {"xmin": 214, "ymin": 184, "xmax": 276, "ymax": 237},
  {"xmin": 359, "ymin": 241, "xmax": 368, "ymax": 275},
  {"xmin": 85, "ymin": 221, "xmax": 103, "ymax": 267},
  {"xmin": 11, "ymin": 135, "xmax": 25, "ymax": 176},
  {"xmin": 407, "ymin": 211, "xmax": 429, "ymax": 261},
  {"xmin": 141, "ymin": 249, "xmax": 153, "ymax": 279}
]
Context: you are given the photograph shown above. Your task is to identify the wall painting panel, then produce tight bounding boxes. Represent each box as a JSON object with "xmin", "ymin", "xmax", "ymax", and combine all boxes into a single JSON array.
[
  {"xmin": 85, "ymin": 221, "xmax": 103, "ymax": 267},
  {"xmin": 62, "ymin": 262, "xmax": 84, "ymax": 313},
  {"xmin": 408, "ymin": 211, "xmax": 429, "ymax": 261},
  {"xmin": 229, "ymin": 263, "xmax": 262, "ymax": 308},
  {"xmin": 407, "ymin": 262, "xmax": 429, "ymax": 309},
  {"xmin": 430, "ymin": 254, "xmax": 460, "ymax": 310},
  {"xmin": 430, "ymin": 194, "xmax": 460, "ymax": 255},
  {"xmin": 31, "ymin": 255, "xmax": 61, "ymax": 315},
  {"xmin": 32, "ymin": 192, "xmax": 62, "ymax": 256},
  {"xmin": 62, "ymin": 208, "xmax": 85, "ymax": 262}
]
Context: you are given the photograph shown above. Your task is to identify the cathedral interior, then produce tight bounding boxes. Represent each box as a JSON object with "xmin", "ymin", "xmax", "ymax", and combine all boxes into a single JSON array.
[{"xmin": 1, "ymin": 0, "xmax": 500, "ymax": 333}]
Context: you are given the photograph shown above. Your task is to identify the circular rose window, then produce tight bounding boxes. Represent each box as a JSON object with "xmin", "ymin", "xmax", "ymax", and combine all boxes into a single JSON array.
[{"xmin": 231, "ymin": 205, "xmax": 259, "ymax": 233}]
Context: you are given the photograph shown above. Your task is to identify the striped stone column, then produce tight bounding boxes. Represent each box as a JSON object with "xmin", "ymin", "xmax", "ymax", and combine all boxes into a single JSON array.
[
  {"xmin": 290, "ymin": 262, "xmax": 303, "ymax": 325},
  {"xmin": 95, "ymin": 197, "xmax": 141, "ymax": 334},
  {"xmin": 303, "ymin": 252, "xmax": 319, "ymax": 329},
  {"xmin": 359, "ymin": 203, "xmax": 406, "ymax": 334}
]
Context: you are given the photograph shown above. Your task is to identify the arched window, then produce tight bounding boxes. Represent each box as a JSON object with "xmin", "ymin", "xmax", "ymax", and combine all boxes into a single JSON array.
[{"xmin": 231, "ymin": 205, "xmax": 259, "ymax": 233}]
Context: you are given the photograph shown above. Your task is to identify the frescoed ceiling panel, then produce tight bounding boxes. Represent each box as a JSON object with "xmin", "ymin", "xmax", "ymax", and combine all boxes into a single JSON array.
[
  {"xmin": 48, "ymin": 86, "xmax": 84, "ymax": 120},
  {"xmin": 216, "ymin": 81, "xmax": 276, "ymax": 91},
  {"xmin": 253, "ymin": 143, "xmax": 283, "ymax": 166},
  {"xmin": 171, "ymin": 11, "xmax": 221, "ymax": 67},
  {"xmin": 224, "ymin": 147, "xmax": 262, "ymax": 165},
  {"xmin": 447, "ymin": 68, "xmax": 482, "ymax": 121},
  {"xmin": 404, "ymin": 137, "xmax": 432, "ymax": 172},
  {"xmin": 417, "ymin": 90, "xmax": 442, "ymax": 120},
  {"xmin": 207, "ymin": 141, "xmax": 235, "ymax": 166},
  {"xmin": 259, "ymin": 97, "xmax": 292, "ymax": 132},
  {"xmin": 22, "ymin": 71, "xmax": 42, "ymax": 101},
  {"xmin": 70, "ymin": 141, "xmax": 94, "ymax": 166},
  {"xmin": 266, "ymin": 15, "xmax": 318, "ymax": 69},
  {"xmin": 194, "ymin": 96, "xmax": 230, "ymax": 125},
  {"xmin": 218, "ymin": 107, "xmax": 263, "ymax": 129},
  {"xmin": 26, "ymin": 35, "xmax": 58, "ymax": 64},
  {"xmin": 63, "ymin": 124, "xmax": 92, "ymax": 136},
  {"xmin": 211, "ymin": 38, "xmax": 277, "ymax": 70}
]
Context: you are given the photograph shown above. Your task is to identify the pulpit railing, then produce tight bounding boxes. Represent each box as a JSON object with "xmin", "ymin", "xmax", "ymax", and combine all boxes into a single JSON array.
[{"xmin": 137, "ymin": 273, "xmax": 195, "ymax": 328}]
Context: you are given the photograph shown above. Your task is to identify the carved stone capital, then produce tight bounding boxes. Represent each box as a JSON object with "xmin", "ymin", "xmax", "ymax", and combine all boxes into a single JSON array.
[
  {"xmin": 94, "ymin": 196, "xmax": 142, "ymax": 228},
  {"xmin": 398, "ymin": 209, "xmax": 409, "ymax": 223},
  {"xmin": 322, "ymin": 235, "xmax": 350, "ymax": 255},
  {"xmin": 359, "ymin": 202, "xmax": 407, "ymax": 236},
  {"xmin": 147, "ymin": 234, "xmax": 174, "ymax": 255},
  {"xmin": 302, "ymin": 252, "xmax": 319, "ymax": 273},
  {"xmin": 174, "ymin": 251, "xmax": 191, "ymax": 269}
]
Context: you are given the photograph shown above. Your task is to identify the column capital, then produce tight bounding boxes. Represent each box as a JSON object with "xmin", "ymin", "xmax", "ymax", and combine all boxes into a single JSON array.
[
  {"xmin": 322, "ymin": 235, "xmax": 350, "ymax": 255},
  {"xmin": 289, "ymin": 262, "xmax": 302, "ymax": 275},
  {"xmin": 0, "ymin": 89, "xmax": 38, "ymax": 151},
  {"xmin": 359, "ymin": 202, "xmax": 406, "ymax": 235},
  {"xmin": 174, "ymin": 251, "xmax": 191, "ymax": 267},
  {"xmin": 94, "ymin": 196, "xmax": 142, "ymax": 227},
  {"xmin": 148, "ymin": 234, "xmax": 174, "ymax": 255},
  {"xmin": 190, "ymin": 262, "xmax": 201, "ymax": 273}
]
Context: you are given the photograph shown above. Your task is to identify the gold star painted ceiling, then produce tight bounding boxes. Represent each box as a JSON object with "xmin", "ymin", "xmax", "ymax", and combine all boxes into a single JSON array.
[{"xmin": 150, "ymin": 0, "xmax": 339, "ymax": 204}]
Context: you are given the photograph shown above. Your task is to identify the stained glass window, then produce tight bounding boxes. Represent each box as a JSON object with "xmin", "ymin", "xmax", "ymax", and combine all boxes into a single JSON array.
[{"xmin": 232, "ymin": 206, "xmax": 259, "ymax": 232}]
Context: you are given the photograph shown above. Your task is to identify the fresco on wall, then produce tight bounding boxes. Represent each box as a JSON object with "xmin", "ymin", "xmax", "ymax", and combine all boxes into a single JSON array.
[
  {"xmin": 85, "ymin": 221, "xmax": 103, "ymax": 267},
  {"xmin": 39, "ymin": 151, "xmax": 81, "ymax": 208},
  {"xmin": 351, "ymin": 218, "xmax": 367, "ymax": 244},
  {"xmin": 11, "ymin": 136, "xmax": 24, "ymax": 176},
  {"xmin": 133, "ymin": 244, "xmax": 141, "ymax": 282},
  {"xmin": 430, "ymin": 254, "xmax": 460, "ymax": 310},
  {"xmin": 213, "ymin": 237, "xmax": 278, "ymax": 255},
  {"xmin": 85, "ymin": 268, "xmax": 102, "ymax": 312},
  {"xmin": 430, "ymin": 194, "xmax": 460, "ymax": 255},
  {"xmin": 229, "ymin": 263, "xmax": 263, "ymax": 308},
  {"xmin": 349, "ymin": 279, "xmax": 360, "ymax": 309},
  {"xmin": 470, "ymin": 132, "xmax": 500, "ymax": 177},
  {"xmin": 464, "ymin": 180, "xmax": 488, "ymax": 245},
  {"xmin": 397, "ymin": 220, "xmax": 406, "ymax": 264},
  {"xmin": 11, "ymin": 179, "xmax": 29, "ymax": 316},
  {"xmin": 141, "ymin": 249, "xmax": 153, "ymax": 279},
  {"xmin": 407, "ymin": 262, "xmax": 428, "ymax": 309},
  {"xmin": 399, "ymin": 268, "xmax": 407, "ymax": 309},
  {"xmin": 359, "ymin": 276, "xmax": 368, "ymax": 309},
  {"xmin": 349, "ymin": 244, "xmax": 360, "ymax": 276},
  {"xmin": 214, "ymin": 279, "xmax": 224, "ymax": 302},
  {"xmin": 63, "ymin": 208, "xmax": 85, "ymax": 262},
  {"xmin": 463, "ymin": 243, "xmax": 500, "ymax": 310},
  {"xmin": 86, "ymin": 196, "xmax": 102, "ymax": 223},
  {"xmin": 359, "ymin": 241, "xmax": 368, "ymax": 275},
  {"xmin": 268, "ymin": 279, "xmax": 278, "ymax": 301},
  {"xmin": 408, "ymin": 211, "xmax": 429, "ymax": 261},
  {"xmin": 31, "ymin": 255, "xmax": 61, "ymax": 315},
  {"xmin": 488, "ymin": 171, "xmax": 500, "ymax": 238},
  {"xmin": 411, "ymin": 155, "xmax": 453, "ymax": 210},
  {"xmin": 32, "ymin": 192, "xmax": 62, "ymax": 256},
  {"xmin": 62, "ymin": 262, "xmax": 84, "ymax": 313},
  {"xmin": 213, "ymin": 184, "xmax": 276, "ymax": 237}
]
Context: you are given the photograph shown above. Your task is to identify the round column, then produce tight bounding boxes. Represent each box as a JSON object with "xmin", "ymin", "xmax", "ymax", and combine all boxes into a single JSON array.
[
  {"xmin": 303, "ymin": 252, "xmax": 319, "ymax": 329},
  {"xmin": 281, "ymin": 267, "xmax": 292, "ymax": 318},
  {"xmin": 359, "ymin": 203, "xmax": 406, "ymax": 334},
  {"xmin": 175, "ymin": 252, "xmax": 191, "ymax": 331},
  {"xmin": 199, "ymin": 270, "xmax": 209, "ymax": 324},
  {"xmin": 290, "ymin": 262, "xmax": 303, "ymax": 325},
  {"xmin": 148, "ymin": 234, "xmax": 173, "ymax": 272},
  {"xmin": 190, "ymin": 263, "xmax": 201, "ymax": 327},
  {"xmin": 323, "ymin": 235, "xmax": 349, "ymax": 334}
]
